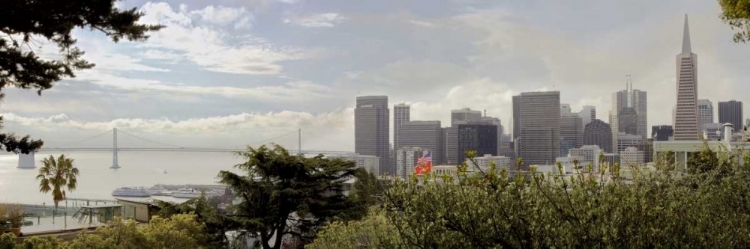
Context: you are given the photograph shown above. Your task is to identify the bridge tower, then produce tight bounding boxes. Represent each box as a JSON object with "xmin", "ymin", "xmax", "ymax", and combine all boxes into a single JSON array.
[{"xmin": 111, "ymin": 128, "xmax": 120, "ymax": 169}]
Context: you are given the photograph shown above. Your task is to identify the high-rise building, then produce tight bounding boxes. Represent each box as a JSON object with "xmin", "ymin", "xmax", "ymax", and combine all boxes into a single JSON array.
[
  {"xmin": 698, "ymin": 99, "xmax": 713, "ymax": 128},
  {"xmin": 719, "ymin": 100, "xmax": 743, "ymax": 132},
  {"xmin": 674, "ymin": 15, "xmax": 700, "ymax": 140},
  {"xmin": 327, "ymin": 154, "xmax": 380, "ymax": 176},
  {"xmin": 457, "ymin": 123, "xmax": 498, "ymax": 163},
  {"xmin": 634, "ymin": 139, "xmax": 654, "ymax": 163},
  {"xmin": 393, "ymin": 103, "xmax": 410, "ymax": 151},
  {"xmin": 513, "ymin": 95, "xmax": 521, "ymax": 141},
  {"xmin": 355, "ymin": 96, "xmax": 390, "ymax": 175},
  {"xmin": 451, "ymin": 108, "xmax": 482, "ymax": 126},
  {"xmin": 499, "ymin": 134, "xmax": 514, "ymax": 158},
  {"xmin": 611, "ymin": 79, "xmax": 648, "ymax": 146},
  {"xmin": 397, "ymin": 121, "xmax": 444, "ymax": 165},
  {"xmin": 560, "ymin": 113, "xmax": 583, "ymax": 156},
  {"xmin": 561, "ymin": 104, "xmax": 572, "ymax": 115},
  {"xmin": 443, "ymin": 127, "xmax": 458, "ymax": 165},
  {"xmin": 583, "ymin": 119, "xmax": 613, "ymax": 153},
  {"xmin": 580, "ymin": 106, "xmax": 596, "ymax": 131},
  {"xmin": 395, "ymin": 147, "xmax": 427, "ymax": 179},
  {"xmin": 481, "ymin": 116, "xmax": 504, "ymax": 155},
  {"xmin": 518, "ymin": 91, "xmax": 560, "ymax": 166},
  {"xmin": 617, "ymin": 132, "xmax": 643, "ymax": 154},
  {"xmin": 652, "ymin": 125, "xmax": 674, "ymax": 141}
]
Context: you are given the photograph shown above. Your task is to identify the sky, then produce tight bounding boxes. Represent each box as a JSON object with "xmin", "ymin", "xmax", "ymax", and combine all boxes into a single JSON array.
[{"xmin": 3, "ymin": 0, "xmax": 750, "ymax": 151}]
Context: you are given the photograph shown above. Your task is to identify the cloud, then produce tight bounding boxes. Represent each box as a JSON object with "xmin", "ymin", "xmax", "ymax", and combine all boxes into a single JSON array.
[
  {"xmin": 1, "ymin": 110, "xmax": 355, "ymax": 151},
  {"xmin": 284, "ymin": 13, "xmax": 346, "ymax": 28},
  {"xmin": 137, "ymin": 2, "xmax": 307, "ymax": 74},
  {"xmin": 408, "ymin": 20, "xmax": 436, "ymax": 28},
  {"xmin": 72, "ymin": 71, "xmax": 336, "ymax": 103},
  {"xmin": 191, "ymin": 6, "xmax": 252, "ymax": 26},
  {"xmin": 139, "ymin": 49, "xmax": 185, "ymax": 63}
]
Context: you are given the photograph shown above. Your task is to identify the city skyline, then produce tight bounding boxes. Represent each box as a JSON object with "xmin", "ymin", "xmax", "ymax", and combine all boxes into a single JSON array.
[{"xmin": 2, "ymin": 0, "xmax": 750, "ymax": 152}]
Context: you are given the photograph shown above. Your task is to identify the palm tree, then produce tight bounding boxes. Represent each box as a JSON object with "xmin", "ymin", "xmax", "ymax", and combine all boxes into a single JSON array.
[{"xmin": 37, "ymin": 154, "xmax": 80, "ymax": 209}]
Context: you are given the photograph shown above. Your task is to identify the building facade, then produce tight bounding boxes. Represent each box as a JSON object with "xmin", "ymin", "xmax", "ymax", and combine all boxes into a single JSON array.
[
  {"xmin": 702, "ymin": 123, "xmax": 724, "ymax": 141},
  {"xmin": 580, "ymin": 105, "xmax": 596, "ymax": 132},
  {"xmin": 560, "ymin": 113, "xmax": 583, "ymax": 156},
  {"xmin": 355, "ymin": 96, "xmax": 390, "ymax": 175},
  {"xmin": 395, "ymin": 147, "xmax": 427, "ymax": 179},
  {"xmin": 674, "ymin": 15, "xmax": 700, "ymax": 141},
  {"xmin": 513, "ymin": 95, "xmax": 521, "ymax": 141},
  {"xmin": 451, "ymin": 108, "xmax": 482, "ymax": 126},
  {"xmin": 719, "ymin": 100, "xmax": 743, "ymax": 132},
  {"xmin": 652, "ymin": 125, "xmax": 674, "ymax": 141},
  {"xmin": 465, "ymin": 154, "xmax": 511, "ymax": 174},
  {"xmin": 620, "ymin": 147, "xmax": 645, "ymax": 166},
  {"xmin": 617, "ymin": 132, "xmax": 643, "ymax": 154},
  {"xmin": 583, "ymin": 119, "xmax": 613, "ymax": 153},
  {"xmin": 618, "ymin": 107, "xmax": 639, "ymax": 136},
  {"xmin": 569, "ymin": 145, "xmax": 603, "ymax": 171},
  {"xmin": 393, "ymin": 103, "xmax": 410, "ymax": 152},
  {"xmin": 457, "ymin": 124, "xmax": 498, "ymax": 163},
  {"xmin": 443, "ymin": 127, "xmax": 458, "ymax": 165},
  {"xmin": 698, "ymin": 99, "xmax": 713, "ymax": 128},
  {"xmin": 518, "ymin": 91, "xmax": 561, "ymax": 166},
  {"xmin": 397, "ymin": 121, "xmax": 444, "ymax": 165},
  {"xmin": 327, "ymin": 154, "xmax": 380, "ymax": 176}
]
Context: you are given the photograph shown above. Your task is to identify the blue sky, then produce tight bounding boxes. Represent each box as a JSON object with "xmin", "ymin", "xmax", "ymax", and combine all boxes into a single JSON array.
[{"xmin": 2, "ymin": 0, "xmax": 750, "ymax": 151}]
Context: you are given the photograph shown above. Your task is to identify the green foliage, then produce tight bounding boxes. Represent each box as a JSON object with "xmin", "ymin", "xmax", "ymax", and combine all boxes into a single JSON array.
[
  {"xmin": 0, "ymin": 0, "xmax": 162, "ymax": 154},
  {"xmin": 218, "ymin": 144, "xmax": 359, "ymax": 249},
  {"xmin": 315, "ymin": 147, "xmax": 750, "ymax": 248},
  {"xmin": 719, "ymin": 0, "xmax": 750, "ymax": 43},
  {"xmin": 36, "ymin": 155, "xmax": 79, "ymax": 208},
  {"xmin": 307, "ymin": 207, "xmax": 402, "ymax": 249},
  {"xmin": 0, "ymin": 233, "xmax": 15, "ymax": 249},
  {"xmin": 336, "ymin": 170, "xmax": 383, "ymax": 222},
  {"xmin": 67, "ymin": 214, "xmax": 205, "ymax": 249},
  {"xmin": 157, "ymin": 196, "xmax": 235, "ymax": 248}
]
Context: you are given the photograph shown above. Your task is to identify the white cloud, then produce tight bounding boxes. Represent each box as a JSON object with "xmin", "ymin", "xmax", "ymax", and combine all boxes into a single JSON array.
[
  {"xmin": 74, "ymin": 71, "xmax": 336, "ymax": 102},
  {"xmin": 139, "ymin": 49, "xmax": 185, "ymax": 63},
  {"xmin": 408, "ymin": 20, "xmax": 436, "ymax": 28},
  {"xmin": 284, "ymin": 13, "xmax": 346, "ymax": 28},
  {"xmin": 191, "ymin": 6, "xmax": 253, "ymax": 27},
  {"xmin": 1, "ymin": 110, "xmax": 355, "ymax": 151},
  {"xmin": 138, "ymin": 2, "xmax": 306, "ymax": 74},
  {"xmin": 86, "ymin": 53, "xmax": 170, "ymax": 72}
]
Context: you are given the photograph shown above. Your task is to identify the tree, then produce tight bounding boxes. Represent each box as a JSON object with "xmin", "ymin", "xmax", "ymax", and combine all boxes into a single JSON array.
[
  {"xmin": 37, "ymin": 154, "xmax": 79, "ymax": 209},
  {"xmin": 719, "ymin": 0, "xmax": 750, "ymax": 43},
  {"xmin": 0, "ymin": 0, "xmax": 162, "ymax": 154},
  {"xmin": 157, "ymin": 195, "xmax": 237, "ymax": 248},
  {"xmin": 218, "ymin": 145, "xmax": 359, "ymax": 249},
  {"xmin": 308, "ymin": 207, "xmax": 402, "ymax": 249},
  {"xmin": 335, "ymin": 170, "xmax": 383, "ymax": 223},
  {"xmin": 317, "ymin": 148, "xmax": 750, "ymax": 248}
]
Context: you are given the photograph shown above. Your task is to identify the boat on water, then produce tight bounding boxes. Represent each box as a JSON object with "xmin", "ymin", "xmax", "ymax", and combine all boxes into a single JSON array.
[
  {"xmin": 112, "ymin": 187, "xmax": 151, "ymax": 197},
  {"xmin": 172, "ymin": 188, "xmax": 201, "ymax": 198}
]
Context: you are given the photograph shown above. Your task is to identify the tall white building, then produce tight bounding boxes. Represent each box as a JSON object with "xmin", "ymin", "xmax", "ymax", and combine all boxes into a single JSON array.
[
  {"xmin": 674, "ymin": 15, "xmax": 700, "ymax": 140},
  {"xmin": 698, "ymin": 99, "xmax": 713, "ymax": 128},
  {"xmin": 395, "ymin": 147, "xmax": 427, "ymax": 179},
  {"xmin": 327, "ymin": 154, "xmax": 380, "ymax": 176}
]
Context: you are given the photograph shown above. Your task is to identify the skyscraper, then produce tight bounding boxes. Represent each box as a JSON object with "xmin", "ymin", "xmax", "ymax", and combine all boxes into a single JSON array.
[
  {"xmin": 513, "ymin": 95, "xmax": 521, "ymax": 141},
  {"xmin": 443, "ymin": 127, "xmax": 458, "ymax": 165},
  {"xmin": 519, "ymin": 91, "xmax": 560, "ymax": 166},
  {"xmin": 611, "ymin": 78, "xmax": 648, "ymax": 146},
  {"xmin": 579, "ymin": 105, "xmax": 596, "ymax": 131},
  {"xmin": 698, "ymin": 99, "xmax": 713, "ymax": 128},
  {"xmin": 481, "ymin": 116, "xmax": 503, "ymax": 155},
  {"xmin": 560, "ymin": 113, "xmax": 583, "ymax": 156},
  {"xmin": 583, "ymin": 119, "xmax": 613, "ymax": 153},
  {"xmin": 393, "ymin": 103, "xmax": 410, "ymax": 151},
  {"xmin": 398, "ymin": 121, "xmax": 444, "ymax": 165},
  {"xmin": 674, "ymin": 14, "xmax": 700, "ymax": 140},
  {"xmin": 719, "ymin": 100, "xmax": 743, "ymax": 132},
  {"xmin": 457, "ymin": 123, "xmax": 497, "ymax": 163},
  {"xmin": 355, "ymin": 96, "xmax": 390, "ymax": 175},
  {"xmin": 451, "ymin": 108, "xmax": 482, "ymax": 126},
  {"xmin": 560, "ymin": 104, "xmax": 572, "ymax": 115}
]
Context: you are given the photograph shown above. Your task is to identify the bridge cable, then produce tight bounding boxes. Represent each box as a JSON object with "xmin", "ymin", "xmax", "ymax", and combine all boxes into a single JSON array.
[
  {"xmin": 52, "ymin": 129, "xmax": 112, "ymax": 148},
  {"xmin": 116, "ymin": 130, "xmax": 184, "ymax": 148}
]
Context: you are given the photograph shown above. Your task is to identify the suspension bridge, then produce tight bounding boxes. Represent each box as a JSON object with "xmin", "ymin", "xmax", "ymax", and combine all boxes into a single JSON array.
[{"xmin": 17, "ymin": 128, "xmax": 353, "ymax": 169}]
